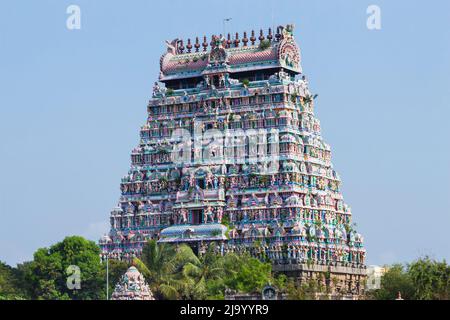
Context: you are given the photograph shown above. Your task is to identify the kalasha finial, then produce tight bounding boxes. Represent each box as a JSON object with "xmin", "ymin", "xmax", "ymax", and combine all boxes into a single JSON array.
[
  {"xmin": 259, "ymin": 29, "xmax": 265, "ymax": 42},
  {"xmin": 242, "ymin": 31, "xmax": 248, "ymax": 46},
  {"xmin": 279, "ymin": 25, "xmax": 285, "ymax": 39},
  {"xmin": 234, "ymin": 32, "xmax": 240, "ymax": 47},
  {"xmin": 186, "ymin": 38, "xmax": 192, "ymax": 53},
  {"xmin": 275, "ymin": 26, "xmax": 282, "ymax": 41},
  {"xmin": 267, "ymin": 28, "xmax": 273, "ymax": 42},
  {"xmin": 179, "ymin": 40, "xmax": 185, "ymax": 53},
  {"xmin": 202, "ymin": 35, "xmax": 208, "ymax": 51},
  {"xmin": 227, "ymin": 33, "xmax": 232, "ymax": 48},
  {"xmin": 194, "ymin": 37, "xmax": 200, "ymax": 52},
  {"xmin": 250, "ymin": 30, "xmax": 256, "ymax": 45}
]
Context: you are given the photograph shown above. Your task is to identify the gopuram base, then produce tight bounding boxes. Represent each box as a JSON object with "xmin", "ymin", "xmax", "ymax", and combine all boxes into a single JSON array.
[{"xmin": 273, "ymin": 262, "xmax": 367, "ymax": 298}]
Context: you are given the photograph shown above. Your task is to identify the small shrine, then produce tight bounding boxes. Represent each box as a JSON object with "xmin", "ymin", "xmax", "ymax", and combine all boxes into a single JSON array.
[{"xmin": 111, "ymin": 266, "xmax": 155, "ymax": 300}]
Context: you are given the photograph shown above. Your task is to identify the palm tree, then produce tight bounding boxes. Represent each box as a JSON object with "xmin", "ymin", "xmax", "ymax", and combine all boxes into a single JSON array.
[
  {"xmin": 133, "ymin": 240, "xmax": 199, "ymax": 300},
  {"xmin": 181, "ymin": 244, "xmax": 226, "ymax": 299}
]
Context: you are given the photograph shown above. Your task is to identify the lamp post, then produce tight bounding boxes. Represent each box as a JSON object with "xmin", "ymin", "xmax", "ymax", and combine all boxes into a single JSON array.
[
  {"xmin": 107, "ymin": 254, "xmax": 109, "ymax": 300},
  {"xmin": 104, "ymin": 252, "xmax": 110, "ymax": 300}
]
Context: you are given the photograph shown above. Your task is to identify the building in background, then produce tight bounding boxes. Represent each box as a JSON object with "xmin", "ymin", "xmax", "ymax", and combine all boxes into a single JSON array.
[
  {"xmin": 100, "ymin": 24, "xmax": 366, "ymax": 296},
  {"xmin": 366, "ymin": 265, "xmax": 387, "ymax": 291}
]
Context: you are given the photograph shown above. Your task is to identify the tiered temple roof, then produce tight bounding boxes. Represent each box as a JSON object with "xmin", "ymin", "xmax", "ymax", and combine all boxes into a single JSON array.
[
  {"xmin": 160, "ymin": 25, "xmax": 301, "ymax": 82},
  {"xmin": 100, "ymin": 24, "xmax": 366, "ymax": 296}
]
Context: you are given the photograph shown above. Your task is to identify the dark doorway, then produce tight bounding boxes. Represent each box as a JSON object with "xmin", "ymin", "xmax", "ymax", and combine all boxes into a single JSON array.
[
  {"xmin": 191, "ymin": 209, "xmax": 202, "ymax": 225},
  {"xmin": 197, "ymin": 178, "xmax": 205, "ymax": 189}
]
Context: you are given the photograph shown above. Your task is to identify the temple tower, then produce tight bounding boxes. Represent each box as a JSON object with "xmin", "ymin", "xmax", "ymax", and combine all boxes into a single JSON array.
[{"xmin": 100, "ymin": 24, "xmax": 366, "ymax": 296}]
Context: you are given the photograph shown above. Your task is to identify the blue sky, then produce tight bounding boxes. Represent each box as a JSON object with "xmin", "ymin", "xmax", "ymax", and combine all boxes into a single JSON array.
[{"xmin": 0, "ymin": 0, "xmax": 449, "ymax": 266}]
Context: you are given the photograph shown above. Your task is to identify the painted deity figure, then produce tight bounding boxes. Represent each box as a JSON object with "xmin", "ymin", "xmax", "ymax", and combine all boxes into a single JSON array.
[
  {"xmin": 311, "ymin": 196, "xmax": 318, "ymax": 207},
  {"xmin": 218, "ymin": 176, "xmax": 225, "ymax": 188},
  {"xmin": 213, "ymin": 175, "xmax": 219, "ymax": 189},
  {"xmin": 272, "ymin": 192, "xmax": 283, "ymax": 206},
  {"xmin": 189, "ymin": 172, "xmax": 196, "ymax": 188},
  {"xmin": 194, "ymin": 191, "xmax": 201, "ymax": 203},
  {"xmin": 284, "ymin": 173, "xmax": 291, "ymax": 184},
  {"xmin": 204, "ymin": 206, "xmax": 214, "ymax": 223},
  {"xmin": 257, "ymin": 210, "xmax": 264, "ymax": 221},
  {"xmin": 228, "ymin": 210, "xmax": 234, "ymax": 222},
  {"xmin": 179, "ymin": 208, "xmax": 188, "ymax": 224},
  {"xmin": 216, "ymin": 207, "xmax": 223, "ymax": 223},
  {"xmin": 271, "ymin": 174, "xmax": 276, "ymax": 186},
  {"xmin": 272, "ymin": 208, "xmax": 278, "ymax": 220},
  {"xmin": 230, "ymin": 176, "xmax": 237, "ymax": 188},
  {"xmin": 324, "ymin": 212, "xmax": 331, "ymax": 224},
  {"xmin": 205, "ymin": 172, "xmax": 214, "ymax": 189},
  {"xmin": 309, "ymin": 224, "xmax": 316, "ymax": 238},
  {"xmin": 304, "ymin": 195, "xmax": 311, "ymax": 207}
]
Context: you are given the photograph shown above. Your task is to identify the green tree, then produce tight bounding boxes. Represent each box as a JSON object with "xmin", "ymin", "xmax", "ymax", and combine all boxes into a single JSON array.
[
  {"xmin": 189, "ymin": 249, "xmax": 277, "ymax": 300},
  {"xmin": 182, "ymin": 244, "xmax": 225, "ymax": 299},
  {"xmin": 25, "ymin": 236, "xmax": 105, "ymax": 300},
  {"xmin": 133, "ymin": 240, "xmax": 199, "ymax": 300},
  {"xmin": 13, "ymin": 261, "xmax": 35, "ymax": 299},
  {"xmin": 286, "ymin": 278, "xmax": 324, "ymax": 300},
  {"xmin": 371, "ymin": 257, "xmax": 449, "ymax": 300},
  {"xmin": 133, "ymin": 240, "xmax": 277, "ymax": 300},
  {"xmin": 0, "ymin": 261, "xmax": 27, "ymax": 299},
  {"xmin": 372, "ymin": 264, "xmax": 414, "ymax": 300},
  {"xmin": 408, "ymin": 256, "xmax": 449, "ymax": 300},
  {"xmin": 223, "ymin": 253, "xmax": 272, "ymax": 293}
]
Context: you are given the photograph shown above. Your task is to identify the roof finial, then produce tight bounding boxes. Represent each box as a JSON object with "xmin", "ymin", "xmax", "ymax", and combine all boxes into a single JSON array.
[
  {"xmin": 275, "ymin": 26, "xmax": 282, "ymax": 41},
  {"xmin": 186, "ymin": 38, "xmax": 192, "ymax": 53},
  {"xmin": 242, "ymin": 31, "xmax": 248, "ymax": 47},
  {"xmin": 234, "ymin": 32, "xmax": 240, "ymax": 47},
  {"xmin": 259, "ymin": 29, "xmax": 265, "ymax": 43},
  {"xmin": 250, "ymin": 30, "xmax": 256, "ymax": 45},
  {"xmin": 267, "ymin": 28, "xmax": 273, "ymax": 42},
  {"xmin": 194, "ymin": 37, "xmax": 200, "ymax": 52},
  {"xmin": 202, "ymin": 35, "xmax": 208, "ymax": 51},
  {"xmin": 179, "ymin": 40, "xmax": 185, "ymax": 53}
]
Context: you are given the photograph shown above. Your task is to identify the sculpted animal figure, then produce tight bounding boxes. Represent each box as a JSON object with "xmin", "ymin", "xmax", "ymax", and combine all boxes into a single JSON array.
[{"xmin": 165, "ymin": 38, "xmax": 180, "ymax": 54}]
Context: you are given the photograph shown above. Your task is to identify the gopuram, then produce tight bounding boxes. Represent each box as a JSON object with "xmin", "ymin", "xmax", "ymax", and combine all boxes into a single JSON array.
[{"xmin": 100, "ymin": 24, "xmax": 367, "ymax": 296}]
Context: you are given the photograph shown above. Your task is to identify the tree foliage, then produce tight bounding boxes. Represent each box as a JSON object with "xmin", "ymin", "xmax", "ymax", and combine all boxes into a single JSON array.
[
  {"xmin": 372, "ymin": 264, "xmax": 415, "ymax": 300},
  {"xmin": 134, "ymin": 240, "xmax": 276, "ymax": 300},
  {"xmin": 23, "ymin": 236, "xmax": 105, "ymax": 300},
  {"xmin": 0, "ymin": 261, "xmax": 26, "ymax": 299},
  {"xmin": 133, "ymin": 240, "xmax": 200, "ymax": 300},
  {"xmin": 2, "ymin": 236, "xmax": 448, "ymax": 300},
  {"xmin": 408, "ymin": 257, "xmax": 449, "ymax": 300},
  {"xmin": 286, "ymin": 278, "xmax": 325, "ymax": 300},
  {"xmin": 372, "ymin": 257, "xmax": 449, "ymax": 300}
]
